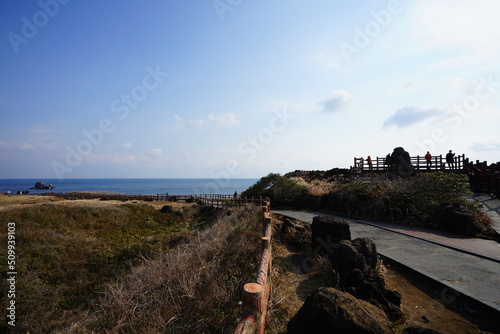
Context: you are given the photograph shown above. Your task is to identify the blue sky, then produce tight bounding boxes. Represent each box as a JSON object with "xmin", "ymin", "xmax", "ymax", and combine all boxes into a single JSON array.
[{"xmin": 1, "ymin": 0, "xmax": 500, "ymax": 179}]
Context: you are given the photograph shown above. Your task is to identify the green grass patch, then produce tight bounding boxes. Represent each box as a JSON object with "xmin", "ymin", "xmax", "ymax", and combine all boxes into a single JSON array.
[{"xmin": 0, "ymin": 203, "xmax": 199, "ymax": 332}]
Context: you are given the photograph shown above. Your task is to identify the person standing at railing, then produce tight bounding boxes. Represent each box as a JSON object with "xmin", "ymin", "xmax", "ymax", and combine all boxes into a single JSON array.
[
  {"xmin": 446, "ymin": 150, "xmax": 455, "ymax": 169},
  {"xmin": 367, "ymin": 156, "xmax": 373, "ymax": 171},
  {"xmin": 425, "ymin": 151, "xmax": 432, "ymax": 170}
]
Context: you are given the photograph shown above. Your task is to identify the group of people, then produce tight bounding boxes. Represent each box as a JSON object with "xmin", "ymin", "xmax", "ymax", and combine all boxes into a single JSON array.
[
  {"xmin": 424, "ymin": 150, "xmax": 456, "ymax": 169},
  {"xmin": 360, "ymin": 149, "xmax": 465, "ymax": 172}
]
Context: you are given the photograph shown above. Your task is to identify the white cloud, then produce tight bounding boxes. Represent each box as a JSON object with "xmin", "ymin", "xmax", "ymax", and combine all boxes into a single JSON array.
[
  {"xmin": 184, "ymin": 113, "xmax": 240, "ymax": 129},
  {"xmin": 412, "ymin": 0, "xmax": 500, "ymax": 65},
  {"xmin": 121, "ymin": 142, "xmax": 133, "ymax": 149},
  {"xmin": 318, "ymin": 90, "xmax": 351, "ymax": 113},
  {"xmin": 470, "ymin": 141, "xmax": 500, "ymax": 152},
  {"xmin": 428, "ymin": 55, "xmax": 470, "ymax": 69},
  {"xmin": 188, "ymin": 118, "xmax": 208, "ymax": 129},
  {"xmin": 28, "ymin": 125, "xmax": 55, "ymax": 134},
  {"xmin": 148, "ymin": 148, "xmax": 163, "ymax": 156},
  {"xmin": 85, "ymin": 153, "xmax": 137, "ymax": 164},
  {"xmin": 314, "ymin": 53, "xmax": 326, "ymax": 59},
  {"xmin": 174, "ymin": 115, "xmax": 182, "ymax": 122},
  {"xmin": 0, "ymin": 141, "xmax": 35, "ymax": 151},
  {"xmin": 383, "ymin": 106, "xmax": 447, "ymax": 129},
  {"xmin": 207, "ymin": 113, "xmax": 240, "ymax": 126}
]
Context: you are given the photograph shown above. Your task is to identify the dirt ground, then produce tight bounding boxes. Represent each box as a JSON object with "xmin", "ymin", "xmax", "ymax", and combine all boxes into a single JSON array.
[
  {"xmin": 0, "ymin": 193, "xmax": 192, "ymax": 211},
  {"xmin": 383, "ymin": 261, "xmax": 499, "ymax": 334},
  {"xmin": 270, "ymin": 217, "xmax": 500, "ymax": 334}
]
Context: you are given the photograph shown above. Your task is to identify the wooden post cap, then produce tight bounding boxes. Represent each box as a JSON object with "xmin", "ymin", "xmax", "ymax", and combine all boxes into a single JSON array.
[{"xmin": 243, "ymin": 283, "xmax": 263, "ymax": 294}]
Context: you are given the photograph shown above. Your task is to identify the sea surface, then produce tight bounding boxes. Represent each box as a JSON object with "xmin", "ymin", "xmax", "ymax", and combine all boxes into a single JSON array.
[{"xmin": 0, "ymin": 178, "xmax": 259, "ymax": 196}]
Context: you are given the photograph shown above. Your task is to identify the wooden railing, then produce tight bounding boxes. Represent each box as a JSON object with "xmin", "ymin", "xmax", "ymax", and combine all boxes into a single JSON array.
[
  {"xmin": 352, "ymin": 154, "xmax": 469, "ymax": 173},
  {"xmin": 44, "ymin": 192, "xmax": 265, "ymax": 207},
  {"xmin": 155, "ymin": 193, "xmax": 262, "ymax": 207},
  {"xmin": 234, "ymin": 200, "xmax": 272, "ymax": 334},
  {"xmin": 351, "ymin": 156, "xmax": 500, "ymax": 199}
]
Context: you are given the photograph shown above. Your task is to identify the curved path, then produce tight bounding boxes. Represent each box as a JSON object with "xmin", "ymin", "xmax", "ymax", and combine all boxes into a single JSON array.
[{"xmin": 272, "ymin": 209, "xmax": 500, "ymax": 313}]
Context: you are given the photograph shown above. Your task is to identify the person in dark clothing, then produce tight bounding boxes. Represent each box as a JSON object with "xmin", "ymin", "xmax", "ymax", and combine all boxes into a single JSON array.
[
  {"xmin": 446, "ymin": 150, "xmax": 455, "ymax": 169},
  {"xmin": 468, "ymin": 167, "xmax": 483, "ymax": 192}
]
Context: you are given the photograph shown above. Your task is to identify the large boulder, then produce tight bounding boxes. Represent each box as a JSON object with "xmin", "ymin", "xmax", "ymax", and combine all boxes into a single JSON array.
[
  {"xmin": 287, "ymin": 287, "xmax": 393, "ymax": 334},
  {"xmin": 160, "ymin": 205, "xmax": 174, "ymax": 214},
  {"xmin": 329, "ymin": 237, "xmax": 402, "ymax": 321},
  {"xmin": 390, "ymin": 146, "xmax": 415, "ymax": 177},
  {"xmin": 280, "ymin": 218, "xmax": 311, "ymax": 249},
  {"xmin": 311, "ymin": 215, "xmax": 351, "ymax": 256},
  {"xmin": 329, "ymin": 237, "xmax": 378, "ymax": 277},
  {"xmin": 442, "ymin": 210, "xmax": 479, "ymax": 237}
]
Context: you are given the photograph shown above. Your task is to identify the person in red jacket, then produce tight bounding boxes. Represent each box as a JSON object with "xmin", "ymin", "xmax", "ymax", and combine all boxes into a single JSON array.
[{"xmin": 425, "ymin": 151, "xmax": 432, "ymax": 170}]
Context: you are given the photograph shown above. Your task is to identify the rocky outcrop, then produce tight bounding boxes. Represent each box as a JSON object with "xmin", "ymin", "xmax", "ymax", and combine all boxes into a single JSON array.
[
  {"xmin": 160, "ymin": 205, "xmax": 174, "ymax": 214},
  {"xmin": 308, "ymin": 216, "xmax": 402, "ymax": 321},
  {"xmin": 443, "ymin": 210, "xmax": 479, "ymax": 237},
  {"xmin": 329, "ymin": 237, "xmax": 402, "ymax": 321},
  {"xmin": 389, "ymin": 146, "xmax": 415, "ymax": 177},
  {"xmin": 311, "ymin": 215, "xmax": 351, "ymax": 256},
  {"xmin": 287, "ymin": 287, "xmax": 394, "ymax": 334},
  {"xmin": 280, "ymin": 218, "xmax": 311, "ymax": 249}
]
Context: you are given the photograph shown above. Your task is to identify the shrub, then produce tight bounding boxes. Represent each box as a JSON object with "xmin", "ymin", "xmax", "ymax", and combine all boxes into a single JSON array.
[
  {"xmin": 323, "ymin": 172, "xmax": 488, "ymax": 231},
  {"xmin": 241, "ymin": 173, "xmax": 308, "ymax": 208}
]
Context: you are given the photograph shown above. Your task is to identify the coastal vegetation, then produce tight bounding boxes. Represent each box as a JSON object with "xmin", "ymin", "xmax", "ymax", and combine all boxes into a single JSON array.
[
  {"xmin": 245, "ymin": 170, "xmax": 497, "ymax": 239},
  {"xmin": 241, "ymin": 173, "xmax": 309, "ymax": 208},
  {"xmin": 0, "ymin": 196, "xmax": 260, "ymax": 333}
]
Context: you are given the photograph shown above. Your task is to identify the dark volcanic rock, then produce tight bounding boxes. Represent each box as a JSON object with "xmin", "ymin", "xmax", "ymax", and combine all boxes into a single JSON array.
[
  {"xmin": 287, "ymin": 287, "xmax": 393, "ymax": 334},
  {"xmin": 443, "ymin": 210, "xmax": 479, "ymax": 237},
  {"xmin": 329, "ymin": 237, "xmax": 402, "ymax": 321},
  {"xmin": 280, "ymin": 218, "xmax": 311, "ymax": 249},
  {"xmin": 311, "ymin": 215, "xmax": 351, "ymax": 256},
  {"xmin": 160, "ymin": 205, "xmax": 174, "ymax": 214},
  {"xmin": 329, "ymin": 237, "xmax": 378, "ymax": 277}
]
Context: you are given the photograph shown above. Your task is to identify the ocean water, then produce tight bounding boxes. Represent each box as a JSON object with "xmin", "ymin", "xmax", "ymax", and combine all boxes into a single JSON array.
[{"xmin": 0, "ymin": 178, "xmax": 259, "ymax": 196}]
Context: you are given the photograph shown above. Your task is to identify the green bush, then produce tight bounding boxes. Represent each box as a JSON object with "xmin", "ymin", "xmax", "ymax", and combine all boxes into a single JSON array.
[
  {"xmin": 241, "ymin": 173, "xmax": 308, "ymax": 208},
  {"xmin": 325, "ymin": 172, "xmax": 476, "ymax": 228}
]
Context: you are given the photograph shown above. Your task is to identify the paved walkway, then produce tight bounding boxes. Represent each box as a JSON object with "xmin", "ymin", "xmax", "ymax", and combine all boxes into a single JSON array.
[{"xmin": 272, "ymin": 209, "xmax": 500, "ymax": 313}]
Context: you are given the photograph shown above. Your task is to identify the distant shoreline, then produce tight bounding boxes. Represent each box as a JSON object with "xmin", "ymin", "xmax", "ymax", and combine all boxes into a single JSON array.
[{"xmin": 0, "ymin": 178, "xmax": 259, "ymax": 196}]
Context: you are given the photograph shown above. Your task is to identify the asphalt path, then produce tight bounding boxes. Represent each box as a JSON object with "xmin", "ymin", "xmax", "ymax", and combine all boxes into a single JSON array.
[{"xmin": 272, "ymin": 209, "xmax": 500, "ymax": 313}]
